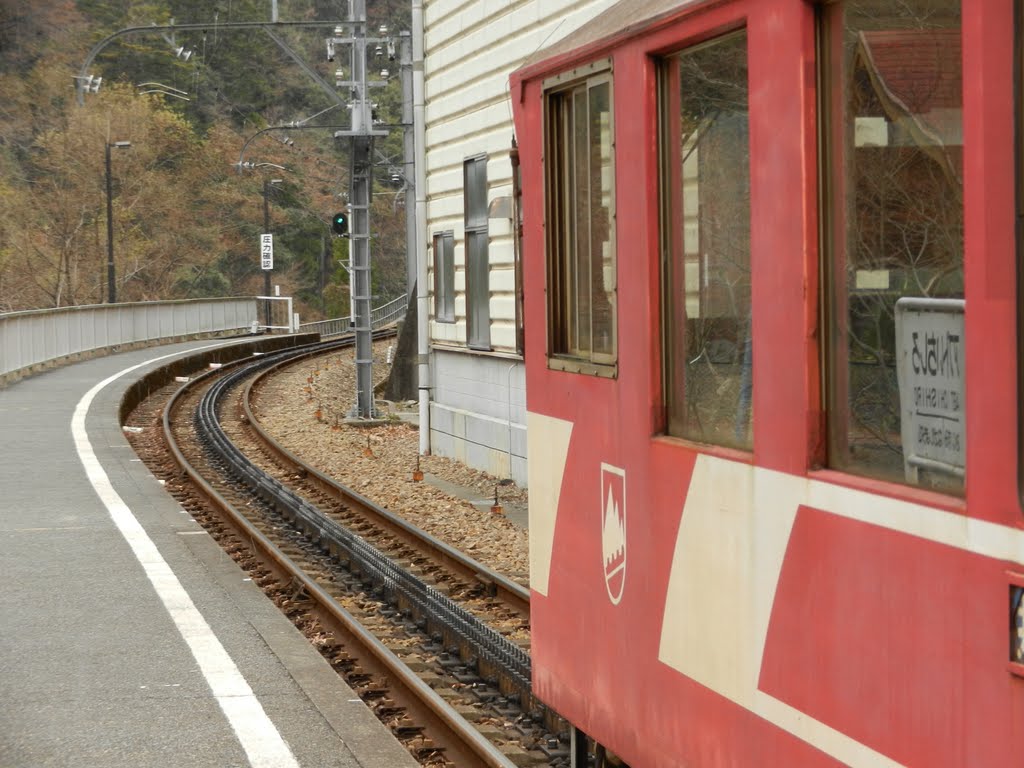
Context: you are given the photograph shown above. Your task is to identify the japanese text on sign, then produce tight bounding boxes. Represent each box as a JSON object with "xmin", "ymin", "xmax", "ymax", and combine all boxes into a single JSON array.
[
  {"xmin": 895, "ymin": 298, "xmax": 965, "ymax": 477},
  {"xmin": 260, "ymin": 233, "xmax": 273, "ymax": 270}
]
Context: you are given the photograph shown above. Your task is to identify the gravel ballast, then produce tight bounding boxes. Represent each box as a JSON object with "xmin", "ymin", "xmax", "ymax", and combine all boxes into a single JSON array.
[{"xmin": 252, "ymin": 341, "xmax": 531, "ymax": 586}]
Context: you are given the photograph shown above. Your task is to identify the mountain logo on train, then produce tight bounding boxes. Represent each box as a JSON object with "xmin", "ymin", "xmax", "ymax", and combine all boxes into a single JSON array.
[{"xmin": 600, "ymin": 463, "xmax": 627, "ymax": 605}]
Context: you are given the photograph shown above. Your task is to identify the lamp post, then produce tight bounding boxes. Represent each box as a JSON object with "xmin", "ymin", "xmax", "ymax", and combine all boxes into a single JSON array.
[
  {"xmin": 262, "ymin": 177, "xmax": 283, "ymax": 325},
  {"xmin": 105, "ymin": 140, "xmax": 131, "ymax": 303}
]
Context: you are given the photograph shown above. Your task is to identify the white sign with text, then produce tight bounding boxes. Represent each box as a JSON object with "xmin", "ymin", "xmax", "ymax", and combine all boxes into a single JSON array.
[
  {"xmin": 260, "ymin": 233, "xmax": 273, "ymax": 270},
  {"xmin": 895, "ymin": 297, "xmax": 965, "ymax": 480}
]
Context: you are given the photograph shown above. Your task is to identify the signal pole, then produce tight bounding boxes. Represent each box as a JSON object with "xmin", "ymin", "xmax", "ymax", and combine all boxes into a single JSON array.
[{"xmin": 328, "ymin": 0, "xmax": 390, "ymax": 419}]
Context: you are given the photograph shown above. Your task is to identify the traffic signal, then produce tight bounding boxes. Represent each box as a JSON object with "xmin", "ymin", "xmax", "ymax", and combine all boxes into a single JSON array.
[{"xmin": 332, "ymin": 211, "xmax": 349, "ymax": 236}]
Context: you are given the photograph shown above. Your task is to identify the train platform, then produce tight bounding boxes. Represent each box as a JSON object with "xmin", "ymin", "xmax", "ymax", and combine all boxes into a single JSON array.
[{"xmin": 0, "ymin": 339, "xmax": 419, "ymax": 768}]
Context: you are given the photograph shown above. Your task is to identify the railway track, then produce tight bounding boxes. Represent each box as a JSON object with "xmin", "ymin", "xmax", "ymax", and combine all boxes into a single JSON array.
[
  {"xmin": 243, "ymin": 342, "xmax": 532, "ymax": 620},
  {"xmin": 125, "ymin": 337, "xmax": 574, "ymax": 767}
]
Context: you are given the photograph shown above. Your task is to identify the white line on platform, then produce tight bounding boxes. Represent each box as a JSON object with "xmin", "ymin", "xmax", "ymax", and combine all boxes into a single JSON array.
[{"xmin": 72, "ymin": 346, "xmax": 299, "ymax": 768}]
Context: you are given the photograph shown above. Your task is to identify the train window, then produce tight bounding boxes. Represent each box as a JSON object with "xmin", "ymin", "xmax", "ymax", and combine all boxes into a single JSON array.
[
  {"xmin": 433, "ymin": 231, "xmax": 455, "ymax": 323},
  {"xmin": 659, "ymin": 30, "xmax": 752, "ymax": 449},
  {"xmin": 1012, "ymin": 584, "xmax": 1024, "ymax": 667},
  {"xmin": 544, "ymin": 62, "xmax": 617, "ymax": 373},
  {"xmin": 465, "ymin": 155, "xmax": 491, "ymax": 350},
  {"xmin": 822, "ymin": 1, "xmax": 964, "ymax": 492}
]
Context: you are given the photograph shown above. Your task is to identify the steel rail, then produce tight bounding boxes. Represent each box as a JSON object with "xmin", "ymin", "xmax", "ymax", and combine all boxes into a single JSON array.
[
  {"xmin": 162, "ymin": 341, "xmax": 520, "ymax": 768},
  {"xmin": 197, "ymin": 360, "xmax": 534, "ymax": 696},
  {"xmin": 242, "ymin": 349, "xmax": 532, "ymax": 617}
]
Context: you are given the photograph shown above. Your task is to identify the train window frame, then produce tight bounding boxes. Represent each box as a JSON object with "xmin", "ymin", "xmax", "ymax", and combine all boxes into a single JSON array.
[
  {"xmin": 433, "ymin": 230, "xmax": 455, "ymax": 324},
  {"xmin": 543, "ymin": 59, "xmax": 618, "ymax": 377},
  {"xmin": 511, "ymin": 138, "xmax": 525, "ymax": 355},
  {"xmin": 657, "ymin": 29, "xmax": 754, "ymax": 450},
  {"xmin": 1017, "ymin": 0, "xmax": 1024, "ymax": 509},
  {"xmin": 819, "ymin": 1, "xmax": 965, "ymax": 494},
  {"xmin": 465, "ymin": 154, "xmax": 492, "ymax": 350}
]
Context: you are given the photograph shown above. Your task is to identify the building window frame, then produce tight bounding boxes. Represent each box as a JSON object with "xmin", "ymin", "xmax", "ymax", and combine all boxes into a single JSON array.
[
  {"xmin": 433, "ymin": 230, "xmax": 455, "ymax": 323},
  {"xmin": 464, "ymin": 154, "xmax": 491, "ymax": 350}
]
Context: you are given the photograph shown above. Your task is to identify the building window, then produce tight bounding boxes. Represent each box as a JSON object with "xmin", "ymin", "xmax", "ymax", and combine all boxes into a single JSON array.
[
  {"xmin": 659, "ymin": 31, "xmax": 752, "ymax": 449},
  {"xmin": 465, "ymin": 155, "xmax": 491, "ymax": 350},
  {"xmin": 544, "ymin": 62, "xmax": 616, "ymax": 372},
  {"xmin": 433, "ymin": 231, "xmax": 454, "ymax": 323},
  {"xmin": 822, "ymin": 1, "xmax": 964, "ymax": 492}
]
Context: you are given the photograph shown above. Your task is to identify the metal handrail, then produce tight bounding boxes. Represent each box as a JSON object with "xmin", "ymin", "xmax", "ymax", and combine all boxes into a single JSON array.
[
  {"xmin": 371, "ymin": 294, "xmax": 408, "ymax": 328},
  {"xmin": 298, "ymin": 317, "xmax": 351, "ymax": 338},
  {"xmin": 0, "ymin": 298, "xmax": 258, "ymax": 385}
]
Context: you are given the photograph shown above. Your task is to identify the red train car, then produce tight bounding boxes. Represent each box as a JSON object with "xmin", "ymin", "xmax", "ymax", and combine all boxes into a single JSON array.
[{"xmin": 511, "ymin": 0, "xmax": 1024, "ymax": 765}]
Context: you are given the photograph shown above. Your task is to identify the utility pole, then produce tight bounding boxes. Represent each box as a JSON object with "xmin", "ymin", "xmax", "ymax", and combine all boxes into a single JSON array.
[
  {"xmin": 105, "ymin": 140, "xmax": 131, "ymax": 303},
  {"xmin": 328, "ymin": 0, "xmax": 389, "ymax": 419},
  {"xmin": 262, "ymin": 177, "xmax": 282, "ymax": 326},
  {"xmin": 400, "ymin": 30, "xmax": 416, "ymax": 298}
]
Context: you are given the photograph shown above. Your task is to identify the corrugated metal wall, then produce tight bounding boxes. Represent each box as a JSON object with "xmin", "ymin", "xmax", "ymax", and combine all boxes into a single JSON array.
[{"xmin": 423, "ymin": 0, "xmax": 620, "ymax": 352}]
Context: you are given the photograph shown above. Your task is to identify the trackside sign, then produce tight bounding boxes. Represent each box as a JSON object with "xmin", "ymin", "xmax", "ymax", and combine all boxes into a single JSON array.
[
  {"xmin": 895, "ymin": 297, "xmax": 965, "ymax": 481},
  {"xmin": 260, "ymin": 233, "xmax": 273, "ymax": 270}
]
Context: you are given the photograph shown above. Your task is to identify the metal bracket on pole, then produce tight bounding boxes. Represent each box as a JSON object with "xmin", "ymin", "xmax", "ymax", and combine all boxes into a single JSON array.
[
  {"xmin": 75, "ymin": 20, "xmax": 354, "ymax": 106},
  {"xmin": 263, "ymin": 27, "xmax": 347, "ymax": 107}
]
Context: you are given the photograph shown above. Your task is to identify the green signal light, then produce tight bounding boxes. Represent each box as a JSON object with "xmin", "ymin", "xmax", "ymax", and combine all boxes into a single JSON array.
[{"xmin": 332, "ymin": 212, "xmax": 349, "ymax": 236}]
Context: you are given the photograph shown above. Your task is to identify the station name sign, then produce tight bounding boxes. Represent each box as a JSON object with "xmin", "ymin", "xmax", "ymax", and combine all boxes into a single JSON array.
[{"xmin": 895, "ymin": 297, "xmax": 965, "ymax": 481}]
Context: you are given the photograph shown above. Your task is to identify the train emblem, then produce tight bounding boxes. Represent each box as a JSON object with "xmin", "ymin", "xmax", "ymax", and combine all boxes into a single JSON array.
[{"xmin": 600, "ymin": 464, "xmax": 627, "ymax": 605}]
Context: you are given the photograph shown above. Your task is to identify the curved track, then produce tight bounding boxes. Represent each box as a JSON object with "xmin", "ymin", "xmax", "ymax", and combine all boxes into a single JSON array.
[{"xmin": 144, "ymin": 337, "xmax": 570, "ymax": 767}]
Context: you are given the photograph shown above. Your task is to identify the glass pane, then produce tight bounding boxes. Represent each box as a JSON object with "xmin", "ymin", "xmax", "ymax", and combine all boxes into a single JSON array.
[
  {"xmin": 433, "ymin": 233, "xmax": 444, "ymax": 319},
  {"xmin": 444, "ymin": 232, "xmax": 454, "ymax": 320},
  {"xmin": 433, "ymin": 232, "xmax": 455, "ymax": 322},
  {"xmin": 467, "ymin": 231, "xmax": 490, "ymax": 348},
  {"xmin": 666, "ymin": 31, "xmax": 752, "ymax": 449},
  {"xmin": 826, "ymin": 1, "xmax": 964, "ymax": 491},
  {"xmin": 465, "ymin": 158, "xmax": 488, "ymax": 225},
  {"xmin": 545, "ymin": 69, "xmax": 616, "ymax": 368},
  {"xmin": 589, "ymin": 81, "xmax": 615, "ymax": 357},
  {"xmin": 571, "ymin": 87, "xmax": 592, "ymax": 355}
]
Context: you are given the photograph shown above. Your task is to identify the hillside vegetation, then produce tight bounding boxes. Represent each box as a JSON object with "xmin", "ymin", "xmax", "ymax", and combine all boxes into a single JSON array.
[{"xmin": 0, "ymin": 0, "xmax": 410, "ymax": 317}]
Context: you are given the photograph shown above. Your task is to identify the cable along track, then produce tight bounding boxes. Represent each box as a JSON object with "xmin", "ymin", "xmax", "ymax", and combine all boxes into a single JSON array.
[
  {"xmin": 160, "ymin": 339, "xmax": 569, "ymax": 767},
  {"xmin": 243, "ymin": 342, "xmax": 531, "ymax": 618}
]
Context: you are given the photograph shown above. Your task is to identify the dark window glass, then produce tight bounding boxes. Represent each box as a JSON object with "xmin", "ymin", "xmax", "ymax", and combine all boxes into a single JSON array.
[
  {"xmin": 545, "ymin": 69, "xmax": 616, "ymax": 369},
  {"xmin": 661, "ymin": 31, "xmax": 752, "ymax": 449},
  {"xmin": 433, "ymin": 231, "xmax": 455, "ymax": 323},
  {"xmin": 823, "ymin": 1, "xmax": 964, "ymax": 492},
  {"xmin": 464, "ymin": 156, "xmax": 491, "ymax": 349}
]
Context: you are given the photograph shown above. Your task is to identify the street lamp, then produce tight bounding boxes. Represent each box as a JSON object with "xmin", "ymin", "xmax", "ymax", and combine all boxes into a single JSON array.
[{"xmin": 105, "ymin": 141, "xmax": 132, "ymax": 303}]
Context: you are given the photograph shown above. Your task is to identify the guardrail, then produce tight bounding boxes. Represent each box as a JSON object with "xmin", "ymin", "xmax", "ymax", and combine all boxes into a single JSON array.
[
  {"xmin": 299, "ymin": 317, "xmax": 351, "ymax": 338},
  {"xmin": 300, "ymin": 294, "xmax": 409, "ymax": 338},
  {"xmin": 0, "ymin": 298, "xmax": 258, "ymax": 386},
  {"xmin": 371, "ymin": 294, "xmax": 408, "ymax": 329}
]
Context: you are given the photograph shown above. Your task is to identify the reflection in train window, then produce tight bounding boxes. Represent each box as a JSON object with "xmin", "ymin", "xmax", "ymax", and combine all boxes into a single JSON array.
[
  {"xmin": 544, "ymin": 64, "xmax": 616, "ymax": 372},
  {"xmin": 822, "ymin": 1, "xmax": 964, "ymax": 492},
  {"xmin": 659, "ymin": 30, "xmax": 752, "ymax": 449}
]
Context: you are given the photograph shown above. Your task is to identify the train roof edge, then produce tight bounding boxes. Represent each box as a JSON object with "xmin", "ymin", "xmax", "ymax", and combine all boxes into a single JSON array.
[{"xmin": 513, "ymin": 0, "xmax": 708, "ymax": 82}]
